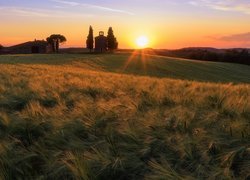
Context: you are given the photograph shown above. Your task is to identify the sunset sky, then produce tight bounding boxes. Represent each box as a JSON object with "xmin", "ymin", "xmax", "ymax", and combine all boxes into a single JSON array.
[{"xmin": 1, "ymin": 0, "xmax": 250, "ymax": 49}]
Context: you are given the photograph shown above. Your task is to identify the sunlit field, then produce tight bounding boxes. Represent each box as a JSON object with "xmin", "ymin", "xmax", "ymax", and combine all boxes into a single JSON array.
[
  {"xmin": 0, "ymin": 53, "xmax": 250, "ymax": 83},
  {"xmin": 0, "ymin": 53, "xmax": 250, "ymax": 179}
]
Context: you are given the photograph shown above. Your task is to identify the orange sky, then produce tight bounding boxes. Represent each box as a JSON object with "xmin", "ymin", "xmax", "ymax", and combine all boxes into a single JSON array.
[{"xmin": 1, "ymin": 0, "xmax": 250, "ymax": 49}]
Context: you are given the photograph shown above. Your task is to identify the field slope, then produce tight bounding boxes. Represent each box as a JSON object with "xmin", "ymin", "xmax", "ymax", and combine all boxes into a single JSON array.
[
  {"xmin": 0, "ymin": 53, "xmax": 249, "ymax": 179},
  {"xmin": 0, "ymin": 53, "xmax": 250, "ymax": 83}
]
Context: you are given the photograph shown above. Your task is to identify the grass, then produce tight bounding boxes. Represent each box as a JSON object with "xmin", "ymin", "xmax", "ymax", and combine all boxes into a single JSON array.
[
  {"xmin": 0, "ymin": 53, "xmax": 249, "ymax": 179},
  {"xmin": 0, "ymin": 53, "xmax": 250, "ymax": 83}
]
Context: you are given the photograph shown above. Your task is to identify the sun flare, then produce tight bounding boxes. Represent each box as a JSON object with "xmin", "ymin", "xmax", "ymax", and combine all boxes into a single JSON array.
[{"xmin": 136, "ymin": 36, "xmax": 149, "ymax": 48}]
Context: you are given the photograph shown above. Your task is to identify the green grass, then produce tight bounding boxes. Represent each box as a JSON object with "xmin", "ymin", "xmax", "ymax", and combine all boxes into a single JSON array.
[
  {"xmin": 0, "ymin": 53, "xmax": 249, "ymax": 83},
  {"xmin": 0, "ymin": 53, "xmax": 249, "ymax": 179}
]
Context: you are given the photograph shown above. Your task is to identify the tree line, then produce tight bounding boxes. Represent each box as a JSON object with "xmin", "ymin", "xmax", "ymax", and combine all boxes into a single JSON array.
[{"xmin": 155, "ymin": 48, "xmax": 250, "ymax": 65}]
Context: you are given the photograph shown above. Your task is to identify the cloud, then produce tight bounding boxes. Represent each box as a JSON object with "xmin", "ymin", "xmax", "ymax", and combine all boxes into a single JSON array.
[
  {"xmin": 52, "ymin": 0, "xmax": 79, "ymax": 6},
  {"xmin": 51, "ymin": 0, "xmax": 134, "ymax": 15},
  {"xmin": 0, "ymin": 6, "xmax": 93, "ymax": 18},
  {"xmin": 189, "ymin": 0, "xmax": 250, "ymax": 15},
  {"xmin": 218, "ymin": 32, "xmax": 250, "ymax": 42},
  {"xmin": 206, "ymin": 32, "xmax": 250, "ymax": 47},
  {"xmin": 0, "ymin": 6, "xmax": 52, "ymax": 17}
]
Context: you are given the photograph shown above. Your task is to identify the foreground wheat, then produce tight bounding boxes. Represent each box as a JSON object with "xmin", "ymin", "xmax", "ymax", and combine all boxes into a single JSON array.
[{"xmin": 0, "ymin": 64, "xmax": 249, "ymax": 179}]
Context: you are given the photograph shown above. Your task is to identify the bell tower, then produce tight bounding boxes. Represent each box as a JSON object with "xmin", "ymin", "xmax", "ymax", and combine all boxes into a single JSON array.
[{"xmin": 99, "ymin": 31, "xmax": 104, "ymax": 36}]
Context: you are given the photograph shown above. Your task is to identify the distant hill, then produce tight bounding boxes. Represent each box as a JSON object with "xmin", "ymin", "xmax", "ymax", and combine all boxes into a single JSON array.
[
  {"xmin": 179, "ymin": 47, "xmax": 223, "ymax": 52},
  {"xmin": 1, "ymin": 45, "xmax": 249, "ymax": 65},
  {"xmin": 178, "ymin": 47, "xmax": 250, "ymax": 53},
  {"xmin": 149, "ymin": 47, "xmax": 250, "ymax": 65}
]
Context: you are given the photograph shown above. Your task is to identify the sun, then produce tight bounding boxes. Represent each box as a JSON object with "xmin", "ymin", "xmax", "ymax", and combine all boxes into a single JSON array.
[{"xmin": 136, "ymin": 36, "xmax": 149, "ymax": 48}]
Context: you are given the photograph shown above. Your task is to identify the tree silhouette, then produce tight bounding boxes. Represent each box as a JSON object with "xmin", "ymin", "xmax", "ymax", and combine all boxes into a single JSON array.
[
  {"xmin": 160, "ymin": 48, "xmax": 250, "ymax": 65},
  {"xmin": 107, "ymin": 27, "xmax": 118, "ymax": 51},
  {"xmin": 0, "ymin": 44, "xmax": 3, "ymax": 54},
  {"xmin": 114, "ymin": 37, "xmax": 118, "ymax": 49},
  {"xmin": 86, "ymin": 26, "xmax": 94, "ymax": 52},
  {"xmin": 46, "ymin": 34, "xmax": 66, "ymax": 53}
]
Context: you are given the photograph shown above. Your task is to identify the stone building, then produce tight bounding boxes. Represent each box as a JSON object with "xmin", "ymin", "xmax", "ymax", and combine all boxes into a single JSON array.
[{"xmin": 95, "ymin": 31, "xmax": 107, "ymax": 52}]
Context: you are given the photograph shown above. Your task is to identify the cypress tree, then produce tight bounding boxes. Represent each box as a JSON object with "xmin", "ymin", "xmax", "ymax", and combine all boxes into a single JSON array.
[
  {"xmin": 86, "ymin": 26, "xmax": 94, "ymax": 52},
  {"xmin": 107, "ymin": 27, "xmax": 118, "ymax": 51}
]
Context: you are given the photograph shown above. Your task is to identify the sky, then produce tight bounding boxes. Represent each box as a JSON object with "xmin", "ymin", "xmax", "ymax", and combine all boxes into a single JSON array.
[{"xmin": 1, "ymin": 0, "xmax": 250, "ymax": 49}]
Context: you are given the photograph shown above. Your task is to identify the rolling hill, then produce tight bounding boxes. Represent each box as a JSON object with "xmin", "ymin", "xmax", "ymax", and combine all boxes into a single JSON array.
[
  {"xmin": 0, "ymin": 53, "xmax": 249, "ymax": 83},
  {"xmin": 0, "ymin": 53, "xmax": 249, "ymax": 179}
]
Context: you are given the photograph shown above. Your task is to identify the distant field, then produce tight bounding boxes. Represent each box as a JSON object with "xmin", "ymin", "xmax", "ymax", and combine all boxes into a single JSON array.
[
  {"xmin": 0, "ymin": 53, "xmax": 250, "ymax": 83},
  {"xmin": 0, "ymin": 53, "xmax": 249, "ymax": 179}
]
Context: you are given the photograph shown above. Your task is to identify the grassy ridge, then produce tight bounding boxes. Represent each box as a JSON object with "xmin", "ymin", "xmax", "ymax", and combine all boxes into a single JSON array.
[
  {"xmin": 0, "ymin": 61, "xmax": 249, "ymax": 179},
  {"xmin": 0, "ymin": 53, "xmax": 250, "ymax": 83}
]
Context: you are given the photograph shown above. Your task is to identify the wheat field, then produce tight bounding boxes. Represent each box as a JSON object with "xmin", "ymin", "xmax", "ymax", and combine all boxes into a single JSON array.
[
  {"xmin": 0, "ymin": 53, "xmax": 250, "ymax": 83},
  {"xmin": 0, "ymin": 54, "xmax": 250, "ymax": 179}
]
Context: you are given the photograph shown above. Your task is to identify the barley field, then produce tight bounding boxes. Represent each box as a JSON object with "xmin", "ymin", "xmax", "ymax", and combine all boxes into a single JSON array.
[{"xmin": 0, "ymin": 54, "xmax": 249, "ymax": 179}]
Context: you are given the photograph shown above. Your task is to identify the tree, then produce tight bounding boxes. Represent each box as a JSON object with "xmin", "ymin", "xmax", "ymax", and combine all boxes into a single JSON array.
[
  {"xmin": 86, "ymin": 26, "xmax": 94, "ymax": 52},
  {"xmin": 114, "ymin": 38, "xmax": 118, "ymax": 49},
  {"xmin": 0, "ymin": 44, "xmax": 3, "ymax": 53},
  {"xmin": 46, "ymin": 34, "xmax": 66, "ymax": 53},
  {"xmin": 107, "ymin": 27, "xmax": 118, "ymax": 51}
]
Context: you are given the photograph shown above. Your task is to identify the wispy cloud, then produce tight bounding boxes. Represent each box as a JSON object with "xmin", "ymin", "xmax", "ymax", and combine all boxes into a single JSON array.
[
  {"xmin": 0, "ymin": 6, "xmax": 93, "ymax": 18},
  {"xmin": 52, "ymin": 0, "xmax": 79, "ymax": 6},
  {"xmin": 219, "ymin": 32, "xmax": 250, "ymax": 42},
  {"xmin": 189, "ymin": 0, "xmax": 250, "ymax": 14},
  {"xmin": 207, "ymin": 32, "xmax": 250, "ymax": 47},
  {"xmin": 51, "ymin": 0, "xmax": 134, "ymax": 15},
  {"xmin": 0, "ymin": 6, "xmax": 52, "ymax": 17}
]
